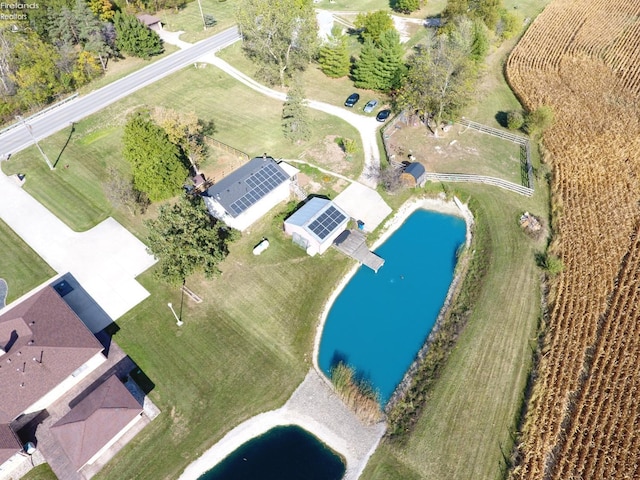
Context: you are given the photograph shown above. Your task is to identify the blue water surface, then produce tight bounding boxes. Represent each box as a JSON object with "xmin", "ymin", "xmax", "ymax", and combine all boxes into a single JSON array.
[
  {"xmin": 197, "ymin": 425, "xmax": 345, "ymax": 480},
  {"xmin": 318, "ymin": 209, "xmax": 466, "ymax": 405}
]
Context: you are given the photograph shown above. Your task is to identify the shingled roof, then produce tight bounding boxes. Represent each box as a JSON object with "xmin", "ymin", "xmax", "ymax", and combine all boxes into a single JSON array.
[
  {"xmin": 203, "ymin": 156, "xmax": 290, "ymax": 217},
  {"xmin": 0, "ymin": 423, "xmax": 21, "ymax": 465},
  {"xmin": 0, "ymin": 287, "xmax": 104, "ymax": 424},
  {"xmin": 51, "ymin": 375, "xmax": 142, "ymax": 469}
]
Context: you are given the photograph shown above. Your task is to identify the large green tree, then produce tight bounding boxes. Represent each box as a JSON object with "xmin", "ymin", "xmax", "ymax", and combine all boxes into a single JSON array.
[
  {"xmin": 236, "ymin": 0, "xmax": 318, "ymax": 87},
  {"xmin": 123, "ymin": 111, "xmax": 188, "ymax": 202},
  {"xmin": 282, "ymin": 77, "xmax": 310, "ymax": 143},
  {"xmin": 12, "ymin": 38, "xmax": 64, "ymax": 107},
  {"xmin": 354, "ymin": 10, "xmax": 395, "ymax": 45},
  {"xmin": 114, "ymin": 12, "xmax": 163, "ymax": 59},
  {"xmin": 145, "ymin": 196, "xmax": 238, "ymax": 284},
  {"xmin": 395, "ymin": 20, "xmax": 477, "ymax": 134},
  {"xmin": 317, "ymin": 26, "xmax": 350, "ymax": 78},
  {"xmin": 353, "ymin": 30, "xmax": 405, "ymax": 92},
  {"xmin": 394, "ymin": 0, "xmax": 420, "ymax": 14}
]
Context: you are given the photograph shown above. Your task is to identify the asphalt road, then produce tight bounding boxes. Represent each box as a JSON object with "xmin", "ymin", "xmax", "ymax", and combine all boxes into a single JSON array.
[{"xmin": 0, "ymin": 26, "xmax": 240, "ymax": 159}]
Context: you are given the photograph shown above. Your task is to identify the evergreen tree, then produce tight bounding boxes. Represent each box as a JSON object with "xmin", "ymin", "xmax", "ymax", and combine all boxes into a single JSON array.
[
  {"xmin": 470, "ymin": 19, "xmax": 489, "ymax": 62},
  {"xmin": 317, "ymin": 27, "xmax": 350, "ymax": 78},
  {"xmin": 114, "ymin": 12, "xmax": 164, "ymax": 59},
  {"xmin": 353, "ymin": 30, "xmax": 405, "ymax": 92},
  {"xmin": 282, "ymin": 77, "xmax": 311, "ymax": 143},
  {"xmin": 123, "ymin": 111, "xmax": 188, "ymax": 201},
  {"xmin": 352, "ymin": 38, "xmax": 379, "ymax": 90},
  {"xmin": 376, "ymin": 30, "xmax": 406, "ymax": 91}
]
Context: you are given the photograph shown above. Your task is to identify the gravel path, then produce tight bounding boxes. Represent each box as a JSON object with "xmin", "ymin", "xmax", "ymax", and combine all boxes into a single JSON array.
[{"xmin": 0, "ymin": 278, "xmax": 7, "ymax": 309}]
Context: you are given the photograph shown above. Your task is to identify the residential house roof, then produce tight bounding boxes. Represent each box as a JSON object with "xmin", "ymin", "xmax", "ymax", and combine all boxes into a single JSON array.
[
  {"xmin": 0, "ymin": 423, "xmax": 21, "ymax": 465},
  {"xmin": 0, "ymin": 287, "xmax": 104, "ymax": 424},
  {"xmin": 203, "ymin": 157, "xmax": 290, "ymax": 217},
  {"xmin": 51, "ymin": 375, "xmax": 142, "ymax": 470},
  {"xmin": 285, "ymin": 198, "xmax": 348, "ymax": 243},
  {"xmin": 136, "ymin": 14, "xmax": 162, "ymax": 27}
]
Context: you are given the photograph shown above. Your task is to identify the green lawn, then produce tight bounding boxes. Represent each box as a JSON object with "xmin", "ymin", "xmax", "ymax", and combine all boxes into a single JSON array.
[
  {"xmin": 363, "ymin": 180, "xmax": 548, "ymax": 480},
  {"xmin": 0, "ymin": 219, "xmax": 55, "ymax": 303},
  {"xmin": 156, "ymin": 0, "xmax": 239, "ymax": 43},
  {"xmin": 217, "ymin": 38, "xmax": 388, "ymax": 113},
  {"xmin": 2, "ymin": 65, "xmax": 363, "ymax": 235},
  {"xmin": 93, "ymin": 215, "xmax": 352, "ymax": 480},
  {"xmin": 20, "ymin": 464, "xmax": 57, "ymax": 480}
]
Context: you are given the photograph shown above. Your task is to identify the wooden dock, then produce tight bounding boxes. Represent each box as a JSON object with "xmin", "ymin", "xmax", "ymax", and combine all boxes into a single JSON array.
[{"xmin": 333, "ymin": 230, "xmax": 384, "ymax": 273}]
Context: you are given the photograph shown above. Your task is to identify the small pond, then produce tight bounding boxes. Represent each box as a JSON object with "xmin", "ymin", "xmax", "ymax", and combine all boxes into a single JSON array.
[
  {"xmin": 197, "ymin": 425, "xmax": 345, "ymax": 480},
  {"xmin": 318, "ymin": 209, "xmax": 466, "ymax": 404}
]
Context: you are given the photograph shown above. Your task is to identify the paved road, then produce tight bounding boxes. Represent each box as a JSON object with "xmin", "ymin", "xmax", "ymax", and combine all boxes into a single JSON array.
[{"xmin": 0, "ymin": 26, "xmax": 240, "ymax": 158}]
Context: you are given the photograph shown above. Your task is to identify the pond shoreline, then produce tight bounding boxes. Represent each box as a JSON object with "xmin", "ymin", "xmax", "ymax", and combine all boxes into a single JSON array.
[{"xmin": 312, "ymin": 193, "xmax": 475, "ymax": 398}]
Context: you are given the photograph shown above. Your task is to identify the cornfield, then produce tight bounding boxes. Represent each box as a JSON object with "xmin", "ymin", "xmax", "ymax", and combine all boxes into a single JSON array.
[{"xmin": 505, "ymin": 1, "xmax": 640, "ymax": 479}]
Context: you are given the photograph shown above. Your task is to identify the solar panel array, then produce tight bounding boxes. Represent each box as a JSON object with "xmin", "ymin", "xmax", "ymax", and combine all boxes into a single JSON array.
[
  {"xmin": 229, "ymin": 164, "xmax": 288, "ymax": 216},
  {"xmin": 308, "ymin": 206, "xmax": 347, "ymax": 241}
]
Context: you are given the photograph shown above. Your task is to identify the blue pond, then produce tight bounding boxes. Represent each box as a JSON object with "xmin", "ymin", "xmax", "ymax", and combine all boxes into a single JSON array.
[
  {"xmin": 318, "ymin": 209, "xmax": 466, "ymax": 405},
  {"xmin": 197, "ymin": 425, "xmax": 345, "ymax": 480}
]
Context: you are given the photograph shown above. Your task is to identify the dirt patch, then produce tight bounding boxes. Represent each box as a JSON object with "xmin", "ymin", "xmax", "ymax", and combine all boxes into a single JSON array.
[
  {"xmin": 384, "ymin": 119, "xmax": 522, "ymax": 183},
  {"xmin": 198, "ymin": 143, "xmax": 248, "ymax": 182},
  {"xmin": 301, "ymin": 135, "xmax": 352, "ymax": 175}
]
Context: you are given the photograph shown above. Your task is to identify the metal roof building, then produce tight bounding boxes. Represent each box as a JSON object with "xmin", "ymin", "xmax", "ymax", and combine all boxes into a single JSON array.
[
  {"xmin": 284, "ymin": 198, "xmax": 349, "ymax": 256},
  {"xmin": 202, "ymin": 156, "xmax": 299, "ymax": 231}
]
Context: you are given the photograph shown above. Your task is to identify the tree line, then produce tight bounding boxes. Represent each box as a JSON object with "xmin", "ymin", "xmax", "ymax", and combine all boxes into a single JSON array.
[
  {"xmin": 236, "ymin": 0, "xmax": 521, "ymax": 139},
  {"xmin": 0, "ymin": 0, "xmax": 165, "ymax": 124}
]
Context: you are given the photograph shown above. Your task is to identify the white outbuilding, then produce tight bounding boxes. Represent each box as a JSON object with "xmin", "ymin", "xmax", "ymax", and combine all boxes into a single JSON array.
[
  {"xmin": 284, "ymin": 197, "xmax": 349, "ymax": 256},
  {"xmin": 202, "ymin": 156, "xmax": 299, "ymax": 231}
]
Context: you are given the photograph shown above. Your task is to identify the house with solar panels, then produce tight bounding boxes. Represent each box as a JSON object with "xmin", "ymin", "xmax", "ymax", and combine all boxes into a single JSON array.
[
  {"xmin": 284, "ymin": 197, "xmax": 350, "ymax": 256},
  {"xmin": 201, "ymin": 156, "xmax": 299, "ymax": 231}
]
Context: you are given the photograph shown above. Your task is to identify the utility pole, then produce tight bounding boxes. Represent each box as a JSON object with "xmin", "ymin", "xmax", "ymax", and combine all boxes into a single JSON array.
[
  {"xmin": 196, "ymin": 0, "xmax": 206, "ymax": 30},
  {"xmin": 17, "ymin": 116, "xmax": 54, "ymax": 170}
]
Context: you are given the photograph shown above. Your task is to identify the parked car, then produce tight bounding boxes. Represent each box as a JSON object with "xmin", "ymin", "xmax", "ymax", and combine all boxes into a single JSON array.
[
  {"xmin": 376, "ymin": 109, "xmax": 391, "ymax": 122},
  {"xmin": 363, "ymin": 99, "xmax": 378, "ymax": 113},
  {"xmin": 344, "ymin": 93, "xmax": 360, "ymax": 107}
]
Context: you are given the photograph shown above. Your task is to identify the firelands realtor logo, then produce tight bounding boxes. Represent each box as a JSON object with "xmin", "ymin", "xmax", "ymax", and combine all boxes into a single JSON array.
[{"xmin": 0, "ymin": 2, "xmax": 39, "ymax": 20}]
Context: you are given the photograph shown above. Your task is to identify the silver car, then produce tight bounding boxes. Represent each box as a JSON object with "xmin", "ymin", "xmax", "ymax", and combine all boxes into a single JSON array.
[{"xmin": 363, "ymin": 100, "xmax": 378, "ymax": 113}]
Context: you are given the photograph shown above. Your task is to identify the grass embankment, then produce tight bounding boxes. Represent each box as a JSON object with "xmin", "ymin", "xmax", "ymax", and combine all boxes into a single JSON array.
[
  {"xmin": 0, "ymin": 219, "xmax": 56, "ymax": 303},
  {"xmin": 362, "ymin": 180, "xmax": 548, "ymax": 480},
  {"xmin": 2, "ymin": 65, "xmax": 363, "ymax": 235},
  {"xmin": 94, "ymin": 215, "xmax": 351, "ymax": 480}
]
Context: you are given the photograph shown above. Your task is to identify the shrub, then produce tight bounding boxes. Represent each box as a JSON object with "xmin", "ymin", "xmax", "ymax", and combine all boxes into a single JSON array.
[
  {"xmin": 525, "ymin": 105, "xmax": 555, "ymax": 135},
  {"xmin": 507, "ymin": 110, "xmax": 525, "ymax": 130}
]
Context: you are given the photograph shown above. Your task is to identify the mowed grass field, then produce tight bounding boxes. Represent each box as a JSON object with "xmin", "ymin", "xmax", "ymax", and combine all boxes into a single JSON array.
[
  {"xmin": 2, "ymin": 65, "xmax": 363, "ymax": 235},
  {"xmin": 93, "ymin": 215, "xmax": 352, "ymax": 480},
  {"xmin": 363, "ymin": 180, "xmax": 548, "ymax": 480},
  {"xmin": 0, "ymin": 219, "xmax": 55, "ymax": 304}
]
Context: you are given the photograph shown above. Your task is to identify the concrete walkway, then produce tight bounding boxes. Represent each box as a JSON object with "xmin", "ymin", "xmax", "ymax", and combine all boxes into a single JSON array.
[
  {"xmin": 157, "ymin": 31, "xmax": 382, "ymax": 187},
  {"xmin": 0, "ymin": 173, "xmax": 156, "ymax": 320},
  {"xmin": 0, "ymin": 278, "xmax": 6, "ymax": 308},
  {"xmin": 178, "ymin": 369, "xmax": 386, "ymax": 480}
]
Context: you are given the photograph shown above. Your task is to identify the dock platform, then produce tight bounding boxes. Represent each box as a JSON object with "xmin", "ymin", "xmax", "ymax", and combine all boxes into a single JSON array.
[{"xmin": 333, "ymin": 230, "xmax": 384, "ymax": 273}]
